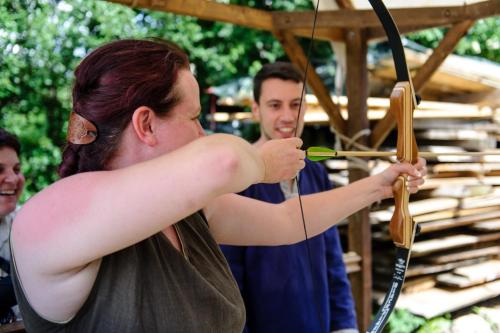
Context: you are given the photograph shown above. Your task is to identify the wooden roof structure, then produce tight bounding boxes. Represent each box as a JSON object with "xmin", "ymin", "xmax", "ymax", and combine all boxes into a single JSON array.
[
  {"xmin": 107, "ymin": 0, "xmax": 498, "ymax": 41},
  {"xmin": 107, "ymin": 0, "xmax": 499, "ymax": 144},
  {"xmin": 372, "ymin": 45, "xmax": 500, "ymax": 104},
  {"xmin": 104, "ymin": 1, "xmax": 500, "ymax": 330}
]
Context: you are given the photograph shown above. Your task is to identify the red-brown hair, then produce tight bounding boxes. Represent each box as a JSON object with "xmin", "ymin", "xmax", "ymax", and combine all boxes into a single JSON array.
[{"xmin": 59, "ymin": 39, "xmax": 189, "ymax": 178}]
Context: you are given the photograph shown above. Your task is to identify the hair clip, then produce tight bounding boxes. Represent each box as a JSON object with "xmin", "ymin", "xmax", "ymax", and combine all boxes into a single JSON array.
[{"xmin": 67, "ymin": 111, "xmax": 98, "ymax": 145}]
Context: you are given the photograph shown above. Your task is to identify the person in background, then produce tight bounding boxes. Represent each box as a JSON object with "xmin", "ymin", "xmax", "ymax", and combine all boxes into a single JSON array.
[
  {"xmin": 0, "ymin": 128, "xmax": 24, "ymax": 325},
  {"xmin": 10, "ymin": 39, "xmax": 425, "ymax": 333},
  {"xmin": 221, "ymin": 62, "xmax": 358, "ymax": 333}
]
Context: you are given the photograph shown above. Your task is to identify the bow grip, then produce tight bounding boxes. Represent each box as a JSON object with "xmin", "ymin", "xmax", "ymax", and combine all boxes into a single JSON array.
[
  {"xmin": 389, "ymin": 177, "xmax": 413, "ymax": 248},
  {"xmin": 389, "ymin": 82, "xmax": 418, "ymax": 249}
]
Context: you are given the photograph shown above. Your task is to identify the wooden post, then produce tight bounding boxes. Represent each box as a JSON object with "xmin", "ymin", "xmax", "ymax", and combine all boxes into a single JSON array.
[
  {"xmin": 412, "ymin": 20, "xmax": 475, "ymax": 93},
  {"xmin": 345, "ymin": 27, "xmax": 372, "ymax": 332}
]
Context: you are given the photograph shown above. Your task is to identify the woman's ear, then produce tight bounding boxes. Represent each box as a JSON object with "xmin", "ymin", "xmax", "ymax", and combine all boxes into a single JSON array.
[{"xmin": 131, "ymin": 106, "xmax": 157, "ymax": 146}]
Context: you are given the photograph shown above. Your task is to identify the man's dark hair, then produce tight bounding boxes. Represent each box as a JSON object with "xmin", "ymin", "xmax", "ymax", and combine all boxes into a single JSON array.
[
  {"xmin": 0, "ymin": 128, "xmax": 21, "ymax": 155},
  {"xmin": 253, "ymin": 62, "xmax": 304, "ymax": 104}
]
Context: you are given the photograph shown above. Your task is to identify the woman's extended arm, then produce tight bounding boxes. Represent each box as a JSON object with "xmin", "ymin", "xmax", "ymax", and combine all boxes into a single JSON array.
[
  {"xmin": 207, "ymin": 158, "xmax": 426, "ymax": 246},
  {"xmin": 12, "ymin": 134, "xmax": 304, "ymax": 275}
]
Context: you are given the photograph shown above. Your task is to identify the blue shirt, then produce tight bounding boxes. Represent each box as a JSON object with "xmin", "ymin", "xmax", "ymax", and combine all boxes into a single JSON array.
[{"xmin": 221, "ymin": 160, "xmax": 358, "ymax": 333}]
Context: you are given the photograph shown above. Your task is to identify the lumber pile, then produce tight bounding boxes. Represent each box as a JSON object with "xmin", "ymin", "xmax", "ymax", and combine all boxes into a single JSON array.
[
  {"xmin": 284, "ymin": 97, "xmax": 500, "ymax": 317},
  {"xmin": 363, "ymin": 105, "xmax": 500, "ymax": 318},
  {"xmin": 207, "ymin": 94, "xmax": 497, "ymax": 125},
  {"xmin": 343, "ymin": 251, "xmax": 362, "ymax": 274},
  {"xmin": 373, "ymin": 279, "xmax": 500, "ymax": 319}
]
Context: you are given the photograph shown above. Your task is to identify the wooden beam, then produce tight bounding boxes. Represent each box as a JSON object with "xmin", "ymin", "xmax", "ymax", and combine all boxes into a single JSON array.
[
  {"xmin": 286, "ymin": 27, "xmax": 345, "ymax": 42},
  {"xmin": 107, "ymin": 0, "xmax": 499, "ymax": 41},
  {"xmin": 272, "ymin": 1, "xmax": 499, "ymax": 31},
  {"xmin": 106, "ymin": 0, "xmax": 344, "ymax": 41},
  {"xmin": 106, "ymin": 1, "xmax": 498, "ymax": 41},
  {"xmin": 106, "ymin": 0, "xmax": 273, "ymax": 31},
  {"xmin": 274, "ymin": 30, "xmax": 346, "ymax": 135},
  {"xmin": 335, "ymin": 0, "xmax": 354, "ymax": 10},
  {"xmin": 370, "ymin": 112, "xmax": 396, "ymax": 149},
  {"xmin": 367, "ymin": 24, "xmax": 438, "ymax": 40},
  {"xmin": 413, "ymin": 20, "xmax": 475, "ymax": 92},
  {"xmin": 371, "ymin": 20, "xmax": 475, "ymax": 148},
  {"xmin": 345, "ymin": 28, "xmax": 372, "ymax": 332},
  {"xmin": 447, "ymin": 89, "xmax": 500, "ymax": 105}
]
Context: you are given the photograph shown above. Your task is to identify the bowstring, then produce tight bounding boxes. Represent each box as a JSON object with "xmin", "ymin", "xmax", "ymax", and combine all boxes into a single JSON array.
[{"xmin": 292, "ymin": 0, "xmax": 326, "ymax": 332}]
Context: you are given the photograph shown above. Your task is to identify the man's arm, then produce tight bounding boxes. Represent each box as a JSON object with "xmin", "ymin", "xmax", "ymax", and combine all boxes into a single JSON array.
[
  {"xmin": 325, "ymin": 228, "xmax": 358, "ymax": 333},
  {"xmin": 315, "ymin": 163, "xmax": 358, "ymax": 332}
]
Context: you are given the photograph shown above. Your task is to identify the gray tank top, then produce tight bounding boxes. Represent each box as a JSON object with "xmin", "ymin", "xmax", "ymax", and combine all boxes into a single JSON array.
[{"xmin": 11, "ymin": 212, "xmax": 245, "ymax": 332}]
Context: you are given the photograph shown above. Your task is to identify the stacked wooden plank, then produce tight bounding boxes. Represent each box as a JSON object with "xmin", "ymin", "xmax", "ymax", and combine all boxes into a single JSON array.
[
  {"xmin": 365, "ymin": 105, "xmax": 500, "ymax": 318},
  {"xmin": 208, "ymin": 95, "xmax": 497, "ymax": 125}
]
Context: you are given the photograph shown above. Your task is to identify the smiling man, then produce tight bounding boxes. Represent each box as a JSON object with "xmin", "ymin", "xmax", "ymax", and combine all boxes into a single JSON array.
[
  {"xmin": 221, "ymin": 62, "xmax": 358, "ymax": 333},
  {"xmin": 0, "ymin": 128, "xmax": 24, "ymax": 324},
  {"xmin": 252, "ymin": 75, "xmax": 304, "ymax": 141}
]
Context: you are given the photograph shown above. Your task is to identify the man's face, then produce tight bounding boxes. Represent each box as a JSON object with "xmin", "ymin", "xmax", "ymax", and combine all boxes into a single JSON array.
[{"xmin": 253, "ymin": 78, "xmax": 305, "ymax": 141}]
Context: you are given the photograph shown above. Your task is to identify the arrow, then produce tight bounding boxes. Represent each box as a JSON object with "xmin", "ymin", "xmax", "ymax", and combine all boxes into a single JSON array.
[{"xmin": 306, "ymin": 146, "xmax": 500, "ymax": 162}]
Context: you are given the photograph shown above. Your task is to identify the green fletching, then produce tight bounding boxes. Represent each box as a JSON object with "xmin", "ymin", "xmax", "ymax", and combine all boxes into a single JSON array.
[
  {"xmin": 307, "ymin": 146, "xmax": 336, "ymax": 154},
  {"xmin": 306, "ymin": 147, "xmax": 337, "ymax": 162}
]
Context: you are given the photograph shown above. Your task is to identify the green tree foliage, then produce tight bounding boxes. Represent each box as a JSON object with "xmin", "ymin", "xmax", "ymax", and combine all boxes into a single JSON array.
[
  {"xmin": 408, "ymin": 17, "xmax": 500, "ymax": 63},
  {"xmin": 0, "ymin": 0, "xmax": 306, "ymax": 199},
  {"xmin": 415, "ymin": 316, "xmax": 452, "ymax": 333},
  {"xmin": 383, "ymin": 309, "xmax": 426, "ymax": 333}
]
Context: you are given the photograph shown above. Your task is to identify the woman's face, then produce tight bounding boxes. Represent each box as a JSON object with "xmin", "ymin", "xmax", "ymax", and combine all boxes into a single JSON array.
[
  {"xmin": 0, "ymin": 146, "xmax": 24, "ymax": 217},
  {"xmin": 154, "ymin": 70, "xmax": 206, "ymax": 154}
]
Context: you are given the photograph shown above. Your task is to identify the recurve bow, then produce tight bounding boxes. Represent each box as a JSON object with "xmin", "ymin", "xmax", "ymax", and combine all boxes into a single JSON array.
[
  {"xmin": 366, "ymin": 1, "xmax": 420, "ymax": 332},
  {"xmin": 295, "ymin": 1, "xmax": 420, "ymax": 332}
]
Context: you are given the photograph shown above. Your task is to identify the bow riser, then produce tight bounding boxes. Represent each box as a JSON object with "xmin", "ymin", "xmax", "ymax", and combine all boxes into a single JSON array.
[{"xmin": 389, "ymin": 82, "xmax": 418, "ymax": 249}]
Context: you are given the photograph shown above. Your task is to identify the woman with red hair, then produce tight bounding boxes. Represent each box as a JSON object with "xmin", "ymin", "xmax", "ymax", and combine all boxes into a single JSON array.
[{"xmin": 10, "ymin": 39, "xmax": 425, "ymax": 332}]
